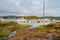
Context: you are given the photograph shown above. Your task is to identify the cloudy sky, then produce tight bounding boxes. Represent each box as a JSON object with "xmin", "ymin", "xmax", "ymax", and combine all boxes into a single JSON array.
[{"xmin": 0, "ymin": 0, "xmax": 60, "ymax": 16}]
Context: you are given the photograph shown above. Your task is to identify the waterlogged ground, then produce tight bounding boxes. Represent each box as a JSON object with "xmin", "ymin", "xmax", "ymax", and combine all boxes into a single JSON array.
[
  {"xmin": 0, "ymin": 21, "xmax": 60, "ymax": 40},
  {"xmin": 9, "ymin": 28, "xmax": 60, "ymax": 40},
  {"xmin": 0, "ymin": 21, "xmax": 30, "ymax": 40},
  {"xmin": 9, "ymin": 22, "xmax": 60, "ymax": 40}
]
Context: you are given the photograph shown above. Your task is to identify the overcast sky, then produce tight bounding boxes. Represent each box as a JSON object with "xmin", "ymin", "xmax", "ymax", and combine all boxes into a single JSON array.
[{"xmin": 0, "ymin": 0, "xmax": 60, "ymax": 16}]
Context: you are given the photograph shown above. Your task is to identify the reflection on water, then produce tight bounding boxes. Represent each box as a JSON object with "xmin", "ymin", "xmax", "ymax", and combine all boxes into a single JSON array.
[
  {"xmin": 4, "ymin": 31, "xmax": 16, "ymax": 40},
  {"xmin": 28, "ymin": 22, "xmax": 40, "ymax": 27}
]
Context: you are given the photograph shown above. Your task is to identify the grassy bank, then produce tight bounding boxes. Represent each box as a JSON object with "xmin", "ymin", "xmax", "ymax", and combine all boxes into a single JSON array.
[
  {"xmin": 0, "ymin": 21, "xmax": 30, "ymax": 40},
  {"xmin": 0, "ymin": 21, "xmax": 60, "ymax": 40},
  {"xmin": 9, "ymin": 22, "xmax": 60, "ymax": 40}
]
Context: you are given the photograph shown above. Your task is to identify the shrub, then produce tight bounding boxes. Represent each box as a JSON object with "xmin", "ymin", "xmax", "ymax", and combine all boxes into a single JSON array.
[{"xmin": 45, "ymin": 24, "xmax": 55, "ymax": 28}]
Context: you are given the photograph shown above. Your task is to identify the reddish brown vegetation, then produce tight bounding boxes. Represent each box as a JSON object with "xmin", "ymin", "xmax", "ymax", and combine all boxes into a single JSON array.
[{"xmin": 9, "ymin": 28, "xmax": 60, "ymax": 40}]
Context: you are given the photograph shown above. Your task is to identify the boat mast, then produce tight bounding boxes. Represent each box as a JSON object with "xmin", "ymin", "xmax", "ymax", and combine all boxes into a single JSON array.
[
  {"xmin": 43, "ymin": 0, "xmax": 45, "ymax": 19},
  {"xmin": 42, "ymin": 0, "xmax": 45, "ymax": 26}
]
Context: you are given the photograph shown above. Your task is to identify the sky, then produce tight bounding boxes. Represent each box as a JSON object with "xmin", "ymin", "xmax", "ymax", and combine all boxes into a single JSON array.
[{"xmin": 0, "ymin": 0, "xmax": 60, "ymax": 16}]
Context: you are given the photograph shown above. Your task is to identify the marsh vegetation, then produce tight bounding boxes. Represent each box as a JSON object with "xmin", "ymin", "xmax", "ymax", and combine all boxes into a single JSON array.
[
  {"xmin": 0, "ymin": 21, "xmax": 30, "ymax": 40},
  {"xmin": 9, "ymin": 22, "xmax": 60, "ymax": 40},
  {"xmin": 0, "ymin": 21, "xmax": 60, "ymax": 40}
]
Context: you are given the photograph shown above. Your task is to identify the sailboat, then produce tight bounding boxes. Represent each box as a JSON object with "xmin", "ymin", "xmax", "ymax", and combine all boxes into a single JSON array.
[{"xmin": 17, "ymin": 1, "xmax": 51, "ymax": 26}]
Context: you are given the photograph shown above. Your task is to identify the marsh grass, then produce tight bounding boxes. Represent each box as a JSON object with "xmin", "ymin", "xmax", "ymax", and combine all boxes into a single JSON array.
[{"xmin": 0, "ymin": 21, "xmax": 30, "ymax": 40}]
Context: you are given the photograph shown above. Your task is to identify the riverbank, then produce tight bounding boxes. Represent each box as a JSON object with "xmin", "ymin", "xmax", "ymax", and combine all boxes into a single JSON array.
[
  {"xmin": 0, "ymin": 21, "xmax": 30, "ymax": 40},
  {"xmin": 0, "ymin": 21, "xmax": 60, "ymax": 40},
  {"xmin": 9, "ymin": 22, "xmax": 60, "ymax": 40},
  {"xmin": 9, "ymin": 28, "xmax": 60, "ymax": 40}
]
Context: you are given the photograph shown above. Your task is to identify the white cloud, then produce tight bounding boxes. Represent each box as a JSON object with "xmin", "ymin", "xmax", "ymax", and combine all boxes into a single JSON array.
[{"xmin": 0, "ymin": 0, "xmax": 60, "ymax": 16}]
